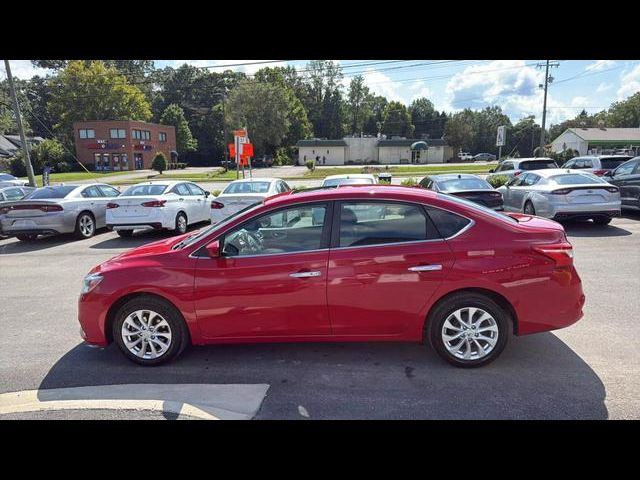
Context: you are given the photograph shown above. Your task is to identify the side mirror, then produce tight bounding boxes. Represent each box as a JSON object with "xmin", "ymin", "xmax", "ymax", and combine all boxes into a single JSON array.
[
  {"xmin": 205, "ymin": 240, "xmax": 220, "ymax": 258},
  {"xmin": 205, "ymin": 191, "xmax": 211, "ymax": 197},
  {"xmin": 604, "ymin": 171, "xmax": 613, "ymax": 177}
]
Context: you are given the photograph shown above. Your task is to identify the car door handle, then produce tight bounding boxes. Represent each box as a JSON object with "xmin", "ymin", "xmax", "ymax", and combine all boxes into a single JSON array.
[
  {"xmin": 289, "ymin": 271, "xmax": 322, "ymax": 278},
  {"xmin": 408, "ymin": 265, "xmax": 442, "ymax": 272}
]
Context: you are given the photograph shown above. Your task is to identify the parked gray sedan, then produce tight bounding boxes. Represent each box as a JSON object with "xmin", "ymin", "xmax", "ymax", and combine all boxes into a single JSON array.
[
  {"xmin": 0, "ymin": 183, "xmax": 121, "ymax": 241},
  {"xmin": 496, "ymin": 169, "xmax": 621, "ymax": 224}
]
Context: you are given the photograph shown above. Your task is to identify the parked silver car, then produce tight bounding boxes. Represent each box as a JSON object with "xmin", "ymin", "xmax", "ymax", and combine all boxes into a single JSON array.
[
  {"xmin": 0, "ymin": 185, "xmax": 36, "ymax": 202},
  {"xmin": 496, "ymin": 169, "xmax": 621, "ymax": 224},
  {"xmin": 0, "ymin": 173, "xmax": 29, "ymax": 187},
  {"xmin": 0, "ymin": 183, "xmax": 121, "ymax": 241},
  {"xmin": 485, "ymin": 157, "xmax": 558, "ymax": 182}
]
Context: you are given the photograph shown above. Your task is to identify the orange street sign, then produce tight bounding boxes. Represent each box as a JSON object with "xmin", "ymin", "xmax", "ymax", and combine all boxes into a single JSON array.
[
  {"xmin": 228, "ymin": 144, "xmax": 236, "ymax": 156},
  {"xmin": 242, "ymin": 143, "xmax": 254, "ymax": 157},
  {"xmin": 233, "ymin": 129, "xmax": 247, "ymax": 137}
]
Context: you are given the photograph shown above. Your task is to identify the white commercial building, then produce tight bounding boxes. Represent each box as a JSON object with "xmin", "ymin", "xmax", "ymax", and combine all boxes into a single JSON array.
[
  {"xmin": 551, "ymin": 128, "xmax": 640, "ymax": 156},
  {"xmin": 296, "ymin": 137, "xmax": 454, "ymax": 165}
]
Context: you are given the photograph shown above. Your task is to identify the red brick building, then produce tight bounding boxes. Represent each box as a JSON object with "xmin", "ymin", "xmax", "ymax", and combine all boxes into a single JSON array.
[{"xmin": 73, "ymin": 120, "xmax": 177, "ymax": 171}]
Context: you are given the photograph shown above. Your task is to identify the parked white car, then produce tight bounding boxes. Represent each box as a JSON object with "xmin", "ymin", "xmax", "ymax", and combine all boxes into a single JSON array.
[
  {"xmin": 211, "ymin": 178, "xmax": 290, "ymax": 224},
  {"xmin": 457, "ymin": 152, "xmax": 473, "ymax": 161},
  {"xmin": 321, "ymin": 174, "xmax": 378, "ymax": 187},
  {"xmin": 0, "ymin": 173, "xmax": 29, "ymax": 187},
  {"xmin": 106, "ymin": 181, "xmax": 212, "ymax": 237}
]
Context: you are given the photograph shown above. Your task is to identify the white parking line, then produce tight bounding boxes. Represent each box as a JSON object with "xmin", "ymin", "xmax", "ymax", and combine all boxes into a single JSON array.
[{"xmin": 0, "ymin": 383, "xmax": 270, "ymax": 420}]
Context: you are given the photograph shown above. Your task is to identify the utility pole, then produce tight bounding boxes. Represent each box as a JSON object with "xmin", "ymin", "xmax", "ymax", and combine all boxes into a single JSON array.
[
  {"xmin": 537, "ymin": 60, "xmax": 560, "ymax": 157},
  {"xmin": 4, "ymin": 60, "xmax": 36, "ymax": 187}
]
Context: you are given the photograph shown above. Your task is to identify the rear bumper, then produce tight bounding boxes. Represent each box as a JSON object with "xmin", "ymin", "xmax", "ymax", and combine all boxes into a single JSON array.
[
  {"xmin": 0, "ymin": 213, "xmax": 76, "ymax": 235},
  {"xmin": 108, "ymin": 223, "xmax": 163, "ymax": 231},
  {"xmin": 553, "ymin": 210, "xmax": 620, "ymax": 221}
]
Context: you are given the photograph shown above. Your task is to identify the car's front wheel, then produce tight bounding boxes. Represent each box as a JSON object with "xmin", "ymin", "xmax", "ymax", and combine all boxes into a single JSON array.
[
  {"xmin": 426, "ymin": 292, "xmax": 510, "ymax": 368},
  {"xmin": 113, "ymin": 296, "xmax": 189, "ymax": 366}
]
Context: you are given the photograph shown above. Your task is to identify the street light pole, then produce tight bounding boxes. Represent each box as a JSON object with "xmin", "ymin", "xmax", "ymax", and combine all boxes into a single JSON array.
[{"xmin": 3, "ymin": 60, "xmax": 37, "ymax": 187}]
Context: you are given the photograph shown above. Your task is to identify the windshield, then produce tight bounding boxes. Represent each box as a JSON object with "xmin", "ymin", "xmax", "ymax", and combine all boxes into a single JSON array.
[
  {"xmin": 438, "ymin": 178, "xmax": 491, "ymax": 191},
  {"xmin": 322, "ymin": 177, "xmax": 374, "ymax": 187},
  {"xmin": 0, "ymin": 173, "xmax": 17, "ymax": 181},
  {"xmin": 550, "ymin": 174, "xmax": 605, "ymax": 185},
  {"xmin": 601, "ymin": 158, "xmax": 632, "ymax": 169},
  {"xmin": 223, "ymin": 182, "xmax": 271, "ymax": 194},
  {"xmin": 121, "ymin": 184, "xmax": 168, "ymax": 196},
  {"xmin": 23, "ymin": 186, "xmax": 76, "ymax": 199},
  {"xmin": 174, "ymin": 202, "xmax": 263, "ymax": 250},
  {"xmin": 437, "ymin": 193, "xmax": 517, "ymax": 223},
  {"xmin": 520, "ymin": 160, "xmax": 557, "ymax": 170}
]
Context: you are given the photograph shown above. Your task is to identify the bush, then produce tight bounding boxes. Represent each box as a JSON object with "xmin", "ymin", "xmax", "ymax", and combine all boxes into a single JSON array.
[
  {"xmin": 275, "ymin": 147, "xmax": 293, "ymax": 166},
  {"xmin": 292, "ymin": 185, "xmax": 308, "ymax": 191},
  {"xmin": 361, "ymin": 166, "xmax": 383, "ymax": 174},
  {"xmin": 178, "ymin": 162, "xmax": 187, "ymax": 169},
  {"xmin": 9, "ymin": 155, "xmax": 26, "ymax": 177},
  {"xmin": 400, "ymin": 177, "xmax": 418, "ymax": 187},
  {"xmin": 152, "ymin": 152, "xmax": 168, "ymax": 174},
  {"xmin": 55, "ymin": 161, "xmax": 71, "ymax": 173},
  {"xmin": 212, "ymin": 190, "xmax": 221, "ymax": 197},
  {"xmin": 487, "ymin": 175, "xmax": 510, "ymax": 188},
  {"xmin": 305, "ymin": 160, "xmax": 315, "ymax": 171}
]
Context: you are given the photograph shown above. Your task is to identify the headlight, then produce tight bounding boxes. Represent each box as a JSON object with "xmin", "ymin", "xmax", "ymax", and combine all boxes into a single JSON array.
[{"xmin": 81, "ymin": 273, "xmax": 103, "ymax": 294}]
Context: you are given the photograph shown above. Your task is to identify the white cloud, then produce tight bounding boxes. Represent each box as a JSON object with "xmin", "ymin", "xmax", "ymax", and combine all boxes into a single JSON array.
[
  {"xmin": 0, "ymin": 60, "xmax": 51, "ymax": 79},
  {"xmin": 585, "ymin": 60, "xmax": 616, "ymax": 72},
  {"xmin": 596, "ymin": 82, "xmax": 612, "ymax": 93},
  {"xmin": 361, "ymin": 69, "xmax": 405, "ymax": 103},
  {"xmin": 617, "ymin": 64, "xmax": 640, "ymax": 99}
]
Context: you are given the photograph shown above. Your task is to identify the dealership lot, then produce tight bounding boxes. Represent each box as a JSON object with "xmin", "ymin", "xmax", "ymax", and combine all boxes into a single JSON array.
[{"xmin": 0, "ymin": 212, "xmax": 638, "ymax": 419}]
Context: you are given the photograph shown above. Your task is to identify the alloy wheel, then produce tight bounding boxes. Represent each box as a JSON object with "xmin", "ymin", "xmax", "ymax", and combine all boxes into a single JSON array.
[
  {"xmin": 121, "ymin": 309, "xmax": 173, "ymax": 360},
  {"xmin": 441, "ymin": 307, "xmax": 499, "ymax": 360},
  {"xmin": 79, "ymin": 215, "xmax": 95, "ymax": 237}
]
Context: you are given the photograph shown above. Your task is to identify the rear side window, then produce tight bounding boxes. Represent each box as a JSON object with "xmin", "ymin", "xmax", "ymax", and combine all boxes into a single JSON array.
[
  {"xmin": 3, "ymin": 188, "xmax": 25, "ymax": 200},
  {"xmin": 81, "ymin": 186, "xmax": 103, "ymax": 198},
  {"xmin": 426, "ymin": 206, "xmax": 472, "ymax": 239},
  {"xmin": 338, "ymin": 202, "xmax": 436, "ymax": 247},
  {"xmin": 24, "ymin": 186, "xmax": 76, "ymax": 199},
  {"xmin": 98, "ymin": 185, "xmax": 120, "ymax": 197}
]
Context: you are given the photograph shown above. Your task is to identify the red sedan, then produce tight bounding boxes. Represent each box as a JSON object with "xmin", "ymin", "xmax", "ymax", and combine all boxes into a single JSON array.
[{"xmin": 78, "ymin": 186, "xmax": 585, "ymax": 368}]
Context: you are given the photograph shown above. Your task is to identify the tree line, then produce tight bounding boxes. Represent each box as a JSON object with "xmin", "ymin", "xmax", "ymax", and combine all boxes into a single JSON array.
[{"xmin": 1, "ymin": 59, "xmax": 640, "ymax": 171}]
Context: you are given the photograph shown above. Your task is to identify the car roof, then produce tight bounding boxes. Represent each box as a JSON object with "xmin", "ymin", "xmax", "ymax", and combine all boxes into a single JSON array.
[
  {"xmin": 575, "ymin": 155, "xmax": 632, "ymax": 159},
  {"xmin": 523, "ymin": 168, "xmax": 598, "ymax": 178},
  {"xmin": 227, "ymin": 178, "xmax": 280, "ymax": 184},
  {"xmin": 429, "ymin": 173, "xmax": 483, "ymax": 181},
  {"xmin": 502, "ymin": 157, "xmax": 553, "ymax": 163},
  {"xmin": 323, "ymin": 174, "xmax": 376, "ymax": 180},
  {"xmin": 124, "ymin": 180, "xmax": 185, "ymax": 187}
]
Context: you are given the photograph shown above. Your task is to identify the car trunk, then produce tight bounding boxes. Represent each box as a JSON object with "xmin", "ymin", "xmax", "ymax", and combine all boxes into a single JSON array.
[
  {"xmin": 108, "ymin": 197, "xmax": 164, "ymax": 218},
  {"xmin": 0, "ymin": 200, "xmax": 64, "ymax": 218},
  {"xmin": 448, "ymin": 190, "xmax": 503, "ymax": 208},
  {"xmin": 551, "ymin": 185, "xmax": 617, "ymax": 204},
  {"xmin": 216, "ymin": 194, "xmax": 266, "ymax": 210}
]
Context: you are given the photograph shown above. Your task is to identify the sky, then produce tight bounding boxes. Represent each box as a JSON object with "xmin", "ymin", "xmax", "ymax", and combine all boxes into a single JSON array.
[{"xmin": 4, "ymin": 59, "xmax": 640, "ymax": 127}]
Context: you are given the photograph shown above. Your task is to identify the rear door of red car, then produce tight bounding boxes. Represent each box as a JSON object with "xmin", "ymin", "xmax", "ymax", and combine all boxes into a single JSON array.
[
  {"xmin": 326, "ymin": 200, "xmax": 455, "ymax": 337},
  {"xmin": 193, "ymin": 202, "xmax": 332, "ymax": 339}
]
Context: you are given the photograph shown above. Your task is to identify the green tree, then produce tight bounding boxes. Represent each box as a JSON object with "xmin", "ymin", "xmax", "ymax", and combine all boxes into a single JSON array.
[
  {"xmin": 409, "ymin": 98, "xmax": 436, "ymax": 138},
  {"xmin": 225, "ymin": 79, "xmax": 291, "ymax": 155},
  {"xmin": 151, "ymin": 152, "xmax": 167, "ymax": 174},
  {"xmin": 31, "ymin": 138, "xmax": 65, "ymax": 173},
  {"xmin": 381, "ymin": 101, "xmax": 414, "ymax": 137},
  {"xmin": 160, "ymin": 104, "xmax": 198, "ymax": 156},
  {"xmin": 444, "ymin": 109, "xmax": 475, "ymax": 151},
  {"xmin": 302, "ymin": 60, "xmax": 345, "ymax": 138},
  {"xmin": 362, "ymin": 95, "xmax": 388, "ymax": 136},
  {"xmin": 47, "ymin": 61, "xmax": 151, "ymax": 145},
  {"xmin": 1, "ymin": 78, "xmax": 32, "ymax": 135},
  {"xmin": 607, "ymin": 92, "xmax": 640, "ymax": 128},
  {"xmin": 346, "ymin": 75, "xmax": 371, "ymax": 135}
]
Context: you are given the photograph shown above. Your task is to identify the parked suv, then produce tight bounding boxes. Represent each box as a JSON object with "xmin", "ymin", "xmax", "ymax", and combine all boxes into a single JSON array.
[
  {"xmin": 604, "ymin": 157, "xmax": 640, "ymax": 210},
  {"xmin": 485, "ymin": 157, "xmax": 558, "ymax": 182},
  {"xmin": 561, "ymin": 155, "xmax": 633, "ymax": 176}
]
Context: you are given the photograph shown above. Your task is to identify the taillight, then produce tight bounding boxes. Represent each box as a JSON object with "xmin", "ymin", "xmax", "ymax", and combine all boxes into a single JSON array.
[
  {"xmin": 605, "ymin": 187, "xmax": 619, "ymax": 193},
  {"xmin": 592, "ymin": 169, "xmax": 607, "ymax": 176},
  {"xmin": 513, "ymin": 170, "xmax": 523, "ymax": 176},
  {"xmin": 551, "ymin": 188, "xmax": 573, "ymax": 195},
  {"xmin": 106, "ymin": 202, "xmax": 119, "ymax": 209},
  {"xmin": 490, "ymin": 192, "xmax": 502, "ymax": 197},
  {"xmin": 211, "ymin": 201, "xmax": 225, "ymax": 209},
  {"xmin": 40, "ymin": 205, "xmax": 63, "ymax": 212},
  {"xmin": 141, "ymin": 200, "xmax": 166, "ymax": 207},
  {"xmin": 533, "ymin": 242, "xmax": 574, "ymax": 268}
]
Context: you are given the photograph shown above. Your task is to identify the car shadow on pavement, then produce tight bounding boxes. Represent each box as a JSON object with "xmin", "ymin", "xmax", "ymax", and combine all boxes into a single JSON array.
[
  {"xmin": 38, "ymin": 332, "xmax": 607, "ymax": 419},
  {"xmin": 0, "ymin": 230, "xmax": 111, "ymax": 254},
  {"xmin": 89, "ymin": 223, "xmax": 209, "ymax": 250},
  {"xmin": 563, "ymin": 222, "xmax": 632, "ymax": 238}
]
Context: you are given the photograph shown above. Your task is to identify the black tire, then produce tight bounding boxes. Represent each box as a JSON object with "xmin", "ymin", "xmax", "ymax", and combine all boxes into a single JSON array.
[
  {"xmin": 523, "ymin": 201, "xmax": 536, "ymax": 215},
  {"xmin": 16, "ymin": 234, "xmax": 38, "ymax": 242},
  {"xmin": 593, "ymin": 216, "xmax": 612, "ymax": 225},
  {"xmin": 112, "ymin": 295, "xmax": 189, "ymax": 366},
  {"xmin": 174, "ymin": 212, "xmax": 188, "ymax": 235},
  {"xmin": 117, "ymin": 229, "xmax": 134, "ymax": 238},
  {"xmin": 426, "ymin": 292, "xmax": 510, "ymax": 368},
  {"xmin": 75, "ymin": 212, "xmax": 96, "ymax": 239}
]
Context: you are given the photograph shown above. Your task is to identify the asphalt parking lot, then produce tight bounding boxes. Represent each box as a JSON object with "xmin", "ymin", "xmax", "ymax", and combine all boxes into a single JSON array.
[{"xmin": 0, "ymin": 212, "xmax": 638, "ymax": 419}]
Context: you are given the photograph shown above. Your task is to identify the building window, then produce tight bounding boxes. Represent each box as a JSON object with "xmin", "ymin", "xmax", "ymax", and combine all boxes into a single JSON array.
[
  {"xmin": 110, "ymin": 128, "xmax": 126, "ymax": 139},
  {"xmin": 79, "ymin": 129, "xmax": 95, "ymax": 139},
  {"xmin": 94, "ymin": 153, "xmax": 102, "ymax": 171},
  {"xmin": 159, "ymin": 132, "xmax": 167, "ymax": 142},
  {"xmin": 143, "ymin": 130, "xmax": 150, "ymax": 140},
  {"xmin": 121, "ymin": 153, "xmax": 129, "ymax": 170}
]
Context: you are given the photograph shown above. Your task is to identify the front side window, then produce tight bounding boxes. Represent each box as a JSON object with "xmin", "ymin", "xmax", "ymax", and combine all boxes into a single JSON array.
[
  {"xmin": 613, "ymin": 161, "xmax": 636, "ymax": 176},
  {"xmin": 172, "ymin": 183, "xmax": 191, "ymax": 196},
  {"xmin": 499, "ymin": 162, "xmax": 514, "ymax": 171},
  {"xmin": 338, "ymin": 202, "xmax": 432, "ymax": 248},
  {"xmin": 187, "ymin": 183, "xmax": 206, "ymax": 196},
  {"xmin": 222, "ymin": 204, "xmax": 327, "ymax": 257}
]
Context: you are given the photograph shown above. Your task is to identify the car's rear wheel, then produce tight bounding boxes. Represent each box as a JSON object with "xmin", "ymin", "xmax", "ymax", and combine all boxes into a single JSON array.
[
  {"xmin": 117, "ymin": 229, "xmax": 133, "ymax": 238},
  {"xmin": 16, "ymin": 234, "xmax": 38, "ymax": 242},
  {"xmin": 426, "ymin": 292, "xmax": 510, "ymax": 368},
  {"xmin": 523, "ymin": 201, "xmax": 536, "ymax": 215},
  {"xmin": 593, "ymin": 216, "xmax": 612, "ymax": 225},
  {"xmin": 174, "ymin": 212, "xmax": 187, "ymax": 235},
  {"xmin": 75, "ymin": 212, "xmax": 96, "ymax": 239},
  {"xmin": 113, "ymin": 296, "xmax": 188, "ymax": 366}
]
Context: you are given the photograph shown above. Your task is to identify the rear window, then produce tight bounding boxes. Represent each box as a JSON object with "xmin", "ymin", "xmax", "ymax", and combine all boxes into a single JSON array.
[
  {"xmin": 600, "ymin": 157, "xmax": 632, "ymax": 169},
  {"xmin": 23, "ymin": 186, "xmax": 76, "ymax": 199},
  {"xmin": 438, "ymin": 178, "xmax": 491, "ymax": 191},
  {"xmin": 323, "ymin": 177, "xmax": 374, "ymax": 187},
  {"xmin": 436, "ymin": 193, "xmax": 517, "ymax": 225},
  {"xmin": 121, "ymin": 184, "xmax": 168, "ymax": 196},
  {"xmin": 549, "ymin": 174, "xmax": 605, "ymax": 185},
  {"xmin": 520, "ymin": 160, "xmax": 557, "ymax": 170},
  {"xmin": 223, "ymin": 182, "xmax": 271, "ymax": 194}
]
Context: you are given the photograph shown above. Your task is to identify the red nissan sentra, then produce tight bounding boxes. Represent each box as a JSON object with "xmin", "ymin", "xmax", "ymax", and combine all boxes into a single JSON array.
[{"xmin": 78, "ymin": 185, "xmax": 585, "ymax": 368}]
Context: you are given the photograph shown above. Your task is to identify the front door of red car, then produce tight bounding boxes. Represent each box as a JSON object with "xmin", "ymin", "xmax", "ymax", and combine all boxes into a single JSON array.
[
  {"xmin": 327, "ymin": 201, "xmax": 455, "ymax": 336},
  {"xmin": 194, "ymin": 203, "xmax": 332, "ymax": 338}
]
